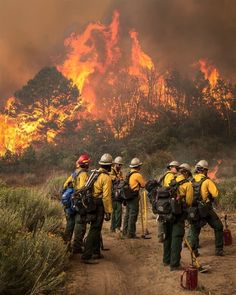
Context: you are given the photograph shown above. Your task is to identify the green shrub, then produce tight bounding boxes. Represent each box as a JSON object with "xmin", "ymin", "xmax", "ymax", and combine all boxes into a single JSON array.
[
  {"xmin": 142, "ymin": 151, "xmax": 172, "ymax": 179},
  {"xmin": 0, "ymin": 187, "xmax": 63, "ymax": 234},
  {"xmin": 42, "ymin": 174, "xmax": 67, "ymax": 200},
  {"xmin": 0, "ymin": 186, "xmax": 67, "ymax": 294},
  {"xmin": 218, "ymin": 177, "xmax": 236, "ymax": 210}
]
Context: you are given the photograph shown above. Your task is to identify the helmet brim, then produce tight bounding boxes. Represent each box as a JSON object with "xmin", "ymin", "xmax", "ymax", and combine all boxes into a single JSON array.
[
  {"xmin": 99, "ymin": 161, "xmax": 113, "ymax": 165},
  {"xmin": 129, "ymin": 163, "xmax": 142, "ymax": 168}
]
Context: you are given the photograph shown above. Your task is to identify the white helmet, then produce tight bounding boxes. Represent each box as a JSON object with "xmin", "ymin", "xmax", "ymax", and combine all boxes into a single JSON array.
[
  {"xmin": 179, "ymin": 163, "xmax": 191, "ymax": 172},
  {"xmin": 167, "ymin": 161, "xmax": 180, "ymax": 168},
  {"xmin": 99, "ymin": 153, "xmax": 113, "ymax": 165},
  {"xmin": 129, "ymin": 158, "xmax": 142, "ymax": 168},
  {"xmin": 113, "ymin": 156, "xmax": 124, "ymax": 165},
  {"xmin": 195, "ymin": 160, "xmax": 209, "ymax": 170}
]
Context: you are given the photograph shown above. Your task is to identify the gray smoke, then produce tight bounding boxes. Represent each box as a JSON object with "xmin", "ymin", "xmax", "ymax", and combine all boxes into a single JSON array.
[{"xmin": 1, "ymin": 0, "xmax": 236, "ymax": 103}]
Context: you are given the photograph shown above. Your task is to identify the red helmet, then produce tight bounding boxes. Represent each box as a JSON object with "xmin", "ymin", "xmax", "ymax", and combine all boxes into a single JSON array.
[{"xmin": 76, "ymin": 154, "xmax": 91, "ymax": 167}]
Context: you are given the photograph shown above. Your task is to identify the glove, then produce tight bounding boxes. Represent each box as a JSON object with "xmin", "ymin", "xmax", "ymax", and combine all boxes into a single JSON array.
[{"xmin": 104, "ymin": 213, "xmax": 111, "ymax": 221}]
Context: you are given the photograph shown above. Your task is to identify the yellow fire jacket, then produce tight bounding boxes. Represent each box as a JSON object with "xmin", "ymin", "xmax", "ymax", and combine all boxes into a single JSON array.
[
  {"xmin": 194, "ymin": 173, "xmax": 219, "ymax": 202},
  {"xmin": 129, "ymin": 168, "xmax": 146, "ymax": 191},
  {"xmin": 110, "ymin": 166, "xmax": 123, "ymax": 181},
  {"xmin": 93, "ymin": 168, "xmax": 112, "ymax": 214},
  {"xmin": 176, "ymin": 174, "xmax": 193, "ymax": 206},
  {"xmin": 63, "ymin": 168, "xmax": 89, "ymax": 190},
  {"xmin": 162, "ymin": 171, "xmax": 176, "ymax": 187}
]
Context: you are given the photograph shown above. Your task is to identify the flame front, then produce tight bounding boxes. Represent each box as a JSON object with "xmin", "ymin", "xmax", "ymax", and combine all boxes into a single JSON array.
[
  {"xmin": 0, "ymin": 11, "xmax": 234, "ymax": 155},
  {"xmin": 208, "ymin": 160, "xmax": 222, "ymax": 181}
]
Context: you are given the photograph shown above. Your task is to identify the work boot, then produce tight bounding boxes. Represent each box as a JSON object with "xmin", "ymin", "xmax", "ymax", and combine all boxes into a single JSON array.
[
  {"xmin": 92, "ymin": 253, "xmax": 105, "ymax": 259},
  {"xmin": 158, "ymin": 233, "xmax": 164, "ymax": 243},
  {"xmin": 215, "ymin": 250, "xmax": 224, "ymax": 256}
]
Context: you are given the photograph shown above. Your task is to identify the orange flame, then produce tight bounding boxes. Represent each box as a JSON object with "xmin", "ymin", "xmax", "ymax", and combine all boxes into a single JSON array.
[
  {"xmin": 0, "ymin": 12, "xmax": 232, "ymax": 156},
  {"xmin": 129, "ymin": 30, "xmax": 154, "ymax": 77},
  {"xmin": 199, "ymin": 59, "xmax": 219, "ymax": 88},
  {"xmin": 208, "ymin": 160, "xmax": 222, "ymax": 181}
]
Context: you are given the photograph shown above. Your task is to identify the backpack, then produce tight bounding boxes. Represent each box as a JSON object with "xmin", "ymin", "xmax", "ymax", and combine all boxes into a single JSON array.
[
  {"xmin": 146, "ymin": 172, "xmax": 175, "ymax": 214},
  {"xmin": 116, "ymin": 171, "xmax": 140, "ymax": 201},
  {"xmin": 61, "ymin": 187, "xmax": 75, "ymax": 215},
  {"xmin": 111, "ymin": 169, "xmax": 123, "ymax": 202},
  {"xmin": 189, "ymin": 176, "xmax": 211, "ymax": 219},
  {"xmin": 73, "ymin": 170, "xmax": 107, "ymax": 222},
  {"xmin": 154, "ymin": 178, "xmax": 188, "ymax": 222}
]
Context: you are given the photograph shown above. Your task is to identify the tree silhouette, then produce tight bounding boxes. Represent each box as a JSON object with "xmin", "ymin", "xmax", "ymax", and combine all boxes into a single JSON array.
[{"xmin": 11, "ymin": 67, "xmax": 80, "ymax": 142}]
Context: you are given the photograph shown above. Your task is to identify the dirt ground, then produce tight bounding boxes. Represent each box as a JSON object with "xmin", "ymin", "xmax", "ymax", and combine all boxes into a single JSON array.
[{"xmin": 64, "ymin": 209, "xmax": 236, "ymax": 295}]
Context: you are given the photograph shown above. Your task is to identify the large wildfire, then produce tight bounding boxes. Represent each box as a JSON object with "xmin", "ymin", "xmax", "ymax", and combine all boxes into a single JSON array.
[{"xmin": 0, "ymin": 11, "xmax": 234, "ymax": 156}]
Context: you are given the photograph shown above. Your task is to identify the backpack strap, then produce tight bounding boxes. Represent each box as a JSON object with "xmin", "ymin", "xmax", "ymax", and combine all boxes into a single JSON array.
[
  {"xmin": 192, "ymin": 176, "xmax": 208, "ymax": 201},
  {"xmin": 177, "ymin": 179, "xmax": 189, "ymax": 186},
  {"xmin": 159, "ymin": 171, "xmax": 176, "ymax": 187}
]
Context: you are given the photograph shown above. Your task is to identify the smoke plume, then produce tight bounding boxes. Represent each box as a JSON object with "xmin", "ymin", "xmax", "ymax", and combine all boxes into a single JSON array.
[{"xmin": 1, "ymin": 0, "xmax": 236, "ymax": 102}]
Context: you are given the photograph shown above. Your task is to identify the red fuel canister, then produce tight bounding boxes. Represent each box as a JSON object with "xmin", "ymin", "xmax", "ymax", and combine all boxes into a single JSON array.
[{"xmin": 181, "ymin": 266, "xmax": 198, "ymax": 290}]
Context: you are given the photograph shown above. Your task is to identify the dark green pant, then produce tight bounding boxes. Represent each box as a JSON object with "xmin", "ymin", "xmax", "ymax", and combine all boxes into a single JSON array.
[
  {"xmin": 189, "ymin": 209, "xmax": 223, "ymax": 253},
  {"xmin": 73, "ymin": 214, "xmax": 87, "ymax": 251},
  {"xmin": 63, "ymin": 212, "xmax": 76, "ymax": 242},
  {"xmin": 123, "ymin": 197, "xmax": 139, "ymax": 237},
  {"xmin": 158, "ymin": 221, "xmax": 164, "ymax": 240},
  {"xmin": 163, "ymin": 217, "xmax": 185, "ymax": 267},
  {"xmin": 82, "ymin": 200, "xmax": 104, "ymax": 260},
  {"xmin": 111, "ymin": 200, "xmax": 122, "ymax": 231}
]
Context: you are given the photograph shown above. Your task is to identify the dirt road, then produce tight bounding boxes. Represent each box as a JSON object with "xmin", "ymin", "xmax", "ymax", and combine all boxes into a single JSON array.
[{"xmin": 64, "ymin": 212, "xmax": 236, "ymax": 295}]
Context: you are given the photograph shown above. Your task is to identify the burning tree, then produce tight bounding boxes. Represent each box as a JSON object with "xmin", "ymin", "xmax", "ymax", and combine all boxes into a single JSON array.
[{"xmin": 8, "ymin": 67, "xmax": 80, "ymax": 144}]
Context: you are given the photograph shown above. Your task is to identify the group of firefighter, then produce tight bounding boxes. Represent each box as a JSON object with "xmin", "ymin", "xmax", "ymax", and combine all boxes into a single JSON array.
[{"xmin": 62, "ymin": 153, "xmax": 224, "ymax": 269}]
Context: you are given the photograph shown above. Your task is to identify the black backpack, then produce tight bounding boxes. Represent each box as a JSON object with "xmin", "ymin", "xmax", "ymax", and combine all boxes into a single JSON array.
[
  {"xmin": 111, "ymin": 169, "xmax": 123, "ymax": 202},
  {"xmin": 189, "ymin": 176, "xmax": 211, "ymax": 219},
  {"xmin": 154, "ymin": 178, "xmax": 188, "ymax": 222},
  {"xmin": 146, "ymin": 172, "xmax": 175, "ymax": 214},
  {"xmin": 73, "ymin": 170, "xmax": 105, "ymax": 222},
  {"xmin": 116, "ymin": 171, "xmax": 140, "ymax": 200}
]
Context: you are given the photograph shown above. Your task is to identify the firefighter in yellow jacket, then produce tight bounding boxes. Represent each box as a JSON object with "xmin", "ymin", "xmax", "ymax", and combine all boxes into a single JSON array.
[
  {"xmin": 63, "ymin": 154, "xmax": 90, "ymax": 253},
  {"xmin": 110, "ymin": 156, "xmax": 124, "ymax": 233},
  {"xmin": 123, "ymin": 158, "xmax": 146, "ymax": 238},
  {"xmin": 163, "ymin": 163, "xmax": 193, "ymax": 271},
  {"xmin": 189, "ymin": 160, "xmax": 224, "ymax": 256},
  {"xmin": 81, "ymin": 153, "xmax": 113, "ymax": 264},
  {"xmin": 158, "ymin": 161, "xmax": 180, "ymax": 242}
]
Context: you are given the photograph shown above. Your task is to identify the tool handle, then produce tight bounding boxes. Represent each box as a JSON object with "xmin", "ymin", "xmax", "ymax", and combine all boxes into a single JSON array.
[{"xmin": 180, "ymin": 269, "xmax": 187, "ymax": 289}]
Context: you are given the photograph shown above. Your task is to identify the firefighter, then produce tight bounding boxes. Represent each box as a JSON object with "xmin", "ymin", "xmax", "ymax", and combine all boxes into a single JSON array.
[
  {"xmin": 123, "ymin": 158, "xmax": 146, "ymax": 239},
  {"xmin": 163, "ymin": 163, "xmax": 193, "ymax": 271},
  {"xmin": 157, "ymin": 161, "xmax": 180, "ymax": 242},
  {"xmin": 189, "ymin": 160, "xmax": 224, "ymax": 257},
  {"xmin": 63, "ymin": 154, "xmax": 90, "ymax": 253},
  {"xmin": 110, "ymin": 156, "xmax": 124, "ymax": 233},
  {"xmin": 81, "ymin": 153, "xmax": 113, "ymax": 264}
]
